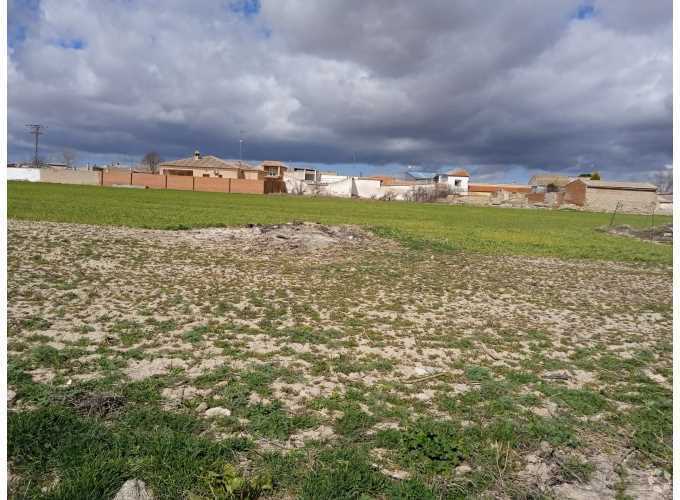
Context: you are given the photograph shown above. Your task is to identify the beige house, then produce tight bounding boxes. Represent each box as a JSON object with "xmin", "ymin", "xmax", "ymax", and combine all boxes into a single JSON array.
[
  {"xmin": 159, "ymin": 151, "xmax": 261, "ymax": 179},
  {"xmin": 529, "ymin": 174, "xmax": 572, "ymax": 192},
  {"xmin": 260, "ymin": 160, "xmax": 288, "ymax": 178},
  {"xmin": 564, "ymin": 179, "xmax": 657, "ymax": 213}
]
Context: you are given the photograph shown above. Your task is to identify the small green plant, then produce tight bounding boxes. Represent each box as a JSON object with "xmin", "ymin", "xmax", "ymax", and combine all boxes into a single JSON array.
[
  {"xmin": 200, "ymin": 463, "xmax": 272, "ymax": 500},
  {"xmin": 401, "ymin": 419, "xmax": 467, "ymax": 472},
  {"xmin": 20, "ymin": 316, "xmax": 51, "ymax": 331},
  {"xmin": 334, "ymin": 406, "xmax": 375, "ymax": 437}
]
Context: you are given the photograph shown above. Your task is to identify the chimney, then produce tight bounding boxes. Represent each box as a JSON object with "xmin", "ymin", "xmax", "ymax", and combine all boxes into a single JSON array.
[{"xmin": 194, "ymin": 149, "xmax": 201, "ymax": 160}]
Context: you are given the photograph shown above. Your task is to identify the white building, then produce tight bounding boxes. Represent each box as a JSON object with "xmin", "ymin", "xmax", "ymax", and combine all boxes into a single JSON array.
[{"xmin": 442, "ymin": 168, "xmax": 470, "ymax": 193}]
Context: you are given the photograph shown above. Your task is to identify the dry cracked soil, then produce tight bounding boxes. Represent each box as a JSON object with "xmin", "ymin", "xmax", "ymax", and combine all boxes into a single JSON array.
[{"xmin": 7, "ymin": 219, "xmax": 672, "ymax": 499}]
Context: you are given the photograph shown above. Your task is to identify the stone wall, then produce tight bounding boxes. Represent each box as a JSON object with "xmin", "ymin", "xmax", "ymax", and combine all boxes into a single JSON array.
[{"xmin": 585, "ymin": 188, "xmax": 657, "ymax": 213}]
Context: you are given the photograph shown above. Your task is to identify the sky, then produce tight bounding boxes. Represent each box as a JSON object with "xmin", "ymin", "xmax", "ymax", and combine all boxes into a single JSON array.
[{"xmin": 7, "ymin": 0, "xmax": 672, "ymax": 183}]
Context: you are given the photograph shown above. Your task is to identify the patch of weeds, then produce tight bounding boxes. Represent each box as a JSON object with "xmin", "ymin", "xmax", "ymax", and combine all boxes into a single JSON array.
[
  {"xmin": 30, "ymin": 345, "xmax": 68, "ymax": 368},
  {"xmin": 108, "ymin": 320, "xmax": 146, "ymax": 346},
  {"xmin": 400, "ymin": 419, "xmax": 467, "ymax": 472},
  {"xmin": 246, "ymin": 401, "xmax": 318, "ymax": 440},
  {"xmin": 299, "ymin": 447, "xmax": 389, "ymax": 500},
  {"xmin": 331, "ymin": 354, "xmax": 394, "ymax": 375},
  {"xmin": 373, "ymin": 428, "xmax": 402, "ymax": 449},
  {"xmin": 627, "ymin": 400, "xmax": 672, "ymax": 470},
  {"xmin": 389, "ymin": 479, "xmax": 437, "ymax": 500},
  {"xmin": 194, "ymin": 366, "xmax": 232, "ymax": 388},
  {"xmin": 465, "ymin": 365, "xmax": 492, "ymax": 382},
  {"xmin": 334, "ymin": 406, "xmax": 376, "ymax": 437},
  {"xmin": 525, "ymin": 415, "xmax": 579, "ymax": 448},
  {"xmin": 183, "ymin": 326, "xmax": 207, "ymax": 343},
  {"xmin": 146, "ymin": 318, "xmax": 178, "ymax": 334},
  {"xmin": 8, "ymin": 405, "xmax": 251, "ymax": 499},
  {"xmin": 19, "ymin": 316, "xmax": 52, "ymax": 331},
  {"xmin": 198, "ymin": 463, "xmax": 272, "ymax": 499},
  {"xmin": 541, "ymin": 386, "xmax": 610, "ymax": 416}
]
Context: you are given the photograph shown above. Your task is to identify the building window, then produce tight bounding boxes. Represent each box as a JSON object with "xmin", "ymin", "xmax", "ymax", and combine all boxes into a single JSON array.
[
  {"xmin": 454, "ymin": 179, "xmax": 461, "ymax": 187},
  {"xmin": 203, "ymin": 174, "xmax": 210, "ymax": 178},
  {"xmin": 267, "ymin": 167, "xmax": 278, "ymax": 177}
]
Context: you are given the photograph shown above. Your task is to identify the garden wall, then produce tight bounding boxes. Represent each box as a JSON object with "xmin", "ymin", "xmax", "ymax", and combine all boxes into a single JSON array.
[
  {"xmin": 7, "ymin": 168, "xmax": 41, "ymax": 182},
  {"xmin": 41, "ymin": 168, "xmax": 101, "ymax": 185}
]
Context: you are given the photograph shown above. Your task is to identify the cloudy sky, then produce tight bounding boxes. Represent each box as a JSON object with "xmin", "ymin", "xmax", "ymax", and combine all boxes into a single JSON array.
[{"xmin": 8, "ymin": 0, "xmax": 672, "ymax": 182}]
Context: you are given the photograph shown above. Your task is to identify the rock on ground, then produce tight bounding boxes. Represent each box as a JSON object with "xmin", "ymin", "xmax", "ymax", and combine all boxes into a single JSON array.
[
  {"xmin": 113, "ymin": 479, "xmax": 153, "ymax": 500},
  {"xmin": 205, "ymin": 406, "xmax": 231, "ymax": 418}
]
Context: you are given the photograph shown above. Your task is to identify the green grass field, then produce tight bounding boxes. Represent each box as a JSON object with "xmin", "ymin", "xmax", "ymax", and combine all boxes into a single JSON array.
[{"xmin": 7, "ymin": 181, "xmax": 672, "ymax": 263}]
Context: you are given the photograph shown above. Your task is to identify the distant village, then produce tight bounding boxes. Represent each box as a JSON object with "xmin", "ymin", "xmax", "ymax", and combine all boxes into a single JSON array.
[{"xmin": 8, "ymin": 149, "xmax": 672, "ymax": 215}]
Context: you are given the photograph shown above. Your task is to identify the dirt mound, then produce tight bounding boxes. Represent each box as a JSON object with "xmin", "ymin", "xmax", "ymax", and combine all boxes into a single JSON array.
[
  {"xmin": 600, "ymin": 224, "xmax": 672, "ymax": 244},
  {"xmin": 244, "ymin": 222, "xmax": 366, "ymax": 250},
  {"xmin": 180, "ymin": 222, "xmax": 369, "ymax": 251}
]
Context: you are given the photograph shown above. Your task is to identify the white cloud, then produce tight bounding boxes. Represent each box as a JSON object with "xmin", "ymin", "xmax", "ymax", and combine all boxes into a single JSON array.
[{"xmin": 8, "ymin": 0, "xmax": 671, "ymax": 181}]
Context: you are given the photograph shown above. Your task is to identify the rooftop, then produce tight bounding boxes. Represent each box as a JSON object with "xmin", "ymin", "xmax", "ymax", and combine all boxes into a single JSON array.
[
  {"xmin": 575, "ymin": 179, "xmax": 657, "ymax": 191},
  {"xmin": 160, "ymin": 155, "xmax": 258, "ymax": 171},
  {"xmin": 446, "ymin": 168, "xmax": 470, "ymax": 177},
  {"xmin": 407, "ymin": 171, "xmax": 438, "ymax": 180},
  {"xmin": 529, "ymin": 174, "xmax": 572, "ymax": 187},
  {"xmin": 469, "ymin": 183, "xmax": 532, "ymax": 193}
]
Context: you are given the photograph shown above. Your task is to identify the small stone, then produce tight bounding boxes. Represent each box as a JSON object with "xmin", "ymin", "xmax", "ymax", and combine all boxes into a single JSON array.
[
  {"xmin": 113, "ymin": 479, "xmax": 153, "ymax": 500},
  {"xmin": 195, "ymin": 402, "xmax": 208, "ymax": 413},
  {"xmin": 539, "ymin": 441, "xmax": 552, "ymax": 455},
  {"xmin": 8, "ymin": 390, "xmax": 16, "ymax": 402},
  {"xmin": 205, "ymin": 406, "xmax": 231, "ymax": 418},
  {"xmin": 456, "ymin": 464, "xmax": 472, "ymax": 474}
]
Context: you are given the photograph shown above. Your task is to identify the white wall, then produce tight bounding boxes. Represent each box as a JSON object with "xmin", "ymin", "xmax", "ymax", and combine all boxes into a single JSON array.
[
  {"xmin": 326, "ymin": 177, "xmax": 354, "ymax": 197},
  {"xmin": 7, "ymin": 167, "xmax": 41, "ymax": 182},
  {"xmin": 447, "ymin": 175, "xmax": 469, "ymax": 192},
  {"xmin": 353, "ymin": 178, "xmax": 382, "ymax": 198},
  {"xmin": 320, "ymin": 174, "xmax": 349, "ymax": 184}
]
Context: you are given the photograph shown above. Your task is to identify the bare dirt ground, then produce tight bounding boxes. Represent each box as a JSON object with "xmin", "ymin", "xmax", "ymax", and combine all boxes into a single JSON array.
[{"xmin": 7, "ymin": 219, "xmax": 672, "ymax": 498}]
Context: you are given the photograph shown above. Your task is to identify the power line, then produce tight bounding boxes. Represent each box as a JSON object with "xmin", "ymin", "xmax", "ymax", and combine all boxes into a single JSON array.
[{"xmin": 25, "ymin": 124, "xmax": 46, "ymax": 167}]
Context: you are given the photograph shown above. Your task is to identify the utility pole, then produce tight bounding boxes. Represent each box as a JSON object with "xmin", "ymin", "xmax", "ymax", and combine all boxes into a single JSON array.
[
  {"xmin": 26, "ymin": 124, "xmax": 45, "ymax": 167},
  {"xmin": 239, "ymin": 129, "xmax": 244, "ymax": 164}
]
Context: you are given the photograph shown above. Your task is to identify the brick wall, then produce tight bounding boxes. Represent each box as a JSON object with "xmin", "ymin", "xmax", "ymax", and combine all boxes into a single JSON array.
[
  {"xmin": 526, "ymin": 192, "xmax": 545, "ymax": 204},
  {"xmin": 166, "ymin": 175, "xmax": 194, "ymax": 191},
  {"xmin": 564, "ymin": 181, "xmax": 586, "ymax": 206},
  {"xmin": 194, "ymin": 177, "xmax": 230, "ymax": 193},
  {"xmin": 102, "ymin": 170, "xmax": 133, "ymax": 186},
  {"xmin": 132, "ymin": 172, "xmax": 166, "ymax": 189},
  {"xmin": 231, "ymin": 179, "xmax": 265, "ymax": 194}
]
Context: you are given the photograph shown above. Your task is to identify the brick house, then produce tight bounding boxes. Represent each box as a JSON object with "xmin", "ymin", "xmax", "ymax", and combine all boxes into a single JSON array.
[{"xmin": 563, "ymin": 179, "xmax": 657, "ymax": 212}]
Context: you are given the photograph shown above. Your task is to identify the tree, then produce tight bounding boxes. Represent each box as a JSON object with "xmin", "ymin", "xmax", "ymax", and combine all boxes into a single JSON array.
[
  {"xmin": 590, "ymin": 171, "xmax": 601, "ymax": 180},
  {"xmin": 653, "ymin": 168, "xmax": 672, "ymax": 193},
  {"xmin": 62, "ymin": 149, "xmax": 78, "ymax": 169},
  {"xmin": 141, "ymin": 151, "xmax": 162, "ymax": 173}
]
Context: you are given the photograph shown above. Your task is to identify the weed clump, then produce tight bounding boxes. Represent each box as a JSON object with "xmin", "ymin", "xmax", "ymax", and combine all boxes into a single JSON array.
[{"xmin": 401, "ymin": 419, "xmax": 467, "ymax": 472}]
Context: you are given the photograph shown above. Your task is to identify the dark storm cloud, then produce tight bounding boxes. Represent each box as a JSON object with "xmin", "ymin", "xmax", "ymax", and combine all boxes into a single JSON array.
[{"xmin": 7, "ymin": 0, "xmax": 671, "ymax": 181}]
